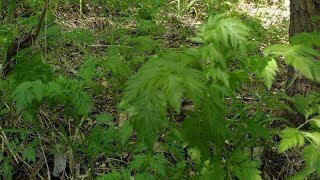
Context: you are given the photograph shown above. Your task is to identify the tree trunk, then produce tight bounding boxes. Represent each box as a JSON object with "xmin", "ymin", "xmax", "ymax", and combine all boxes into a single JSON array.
[{"xmin": 287, "ymin": 0, "xmax": 320, "ymax": 95}]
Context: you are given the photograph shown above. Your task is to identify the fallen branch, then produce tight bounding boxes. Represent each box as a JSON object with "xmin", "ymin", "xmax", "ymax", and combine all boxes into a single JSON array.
[{"xmin": 2, "ymin": 0, "xmax": 49, "ymax": 77}]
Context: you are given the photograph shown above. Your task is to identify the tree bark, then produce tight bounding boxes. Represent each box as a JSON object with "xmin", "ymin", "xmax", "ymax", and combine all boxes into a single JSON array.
[
  {"xmin": 287, "ymin": 0, "xmax": 320, "ymax": 95},
  {"xmin": 289, "ymin": 0, "xmax": 320, "ymax": 35}
]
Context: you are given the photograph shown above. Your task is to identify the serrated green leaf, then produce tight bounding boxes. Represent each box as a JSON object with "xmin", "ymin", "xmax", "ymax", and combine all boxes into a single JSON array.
[
  {"xmin": 70, "ymin": 91, "xmax": 92, "ymax": 116},
  {"xmin": 219, "ymin": 18, "xmax": 250, "ymax": 50},
  {"xmin": 3, "ymin": 159, "xmax": 13, "ymax": 180},
  {"xmin": 102, "ymin": 55, "xmax": 130, "ymax": 78},
  {"xmin": 234, "ymin": 160, "xmax": 262, "ymax": 180},
  {"xmin": 13, "ymin": 81, "xmax": 46, "ymax": 113},
  {"xmin": 128, "ymin": 92, "xmax": 168, "ymax": 148},
  {"xmin": 13, "ymin": 81, "xmax": 35, "ymax": 112},
  {"xmin": 200, "ymin": 159, "xmax": 226, "ymax": 180},
  {"xmin": 31, "ymin": 80, "xmax": 46, "ymax": 101},
  {"xmin": 47, "ymin": 81, "xmax": 63, "ymax": 97},
  {"xmin": 97, "ymin": 171, "xmax": 122, "ymax": 180},
  {"xmin": 195, "ymin": 14, "xmax": 249, "ymax": 50},
  {"xmin": 190, "ymin": 36, "xmax": 204, "ymax": 43},
  {"xmin": 182, "ymin": 115, "xmax": 211, "ymax": 157},
  {"xmin": 79, "ymin": 58, "xmax": 98, "ymax": 83},
  {"xmin": 119, "ymin": 121, "xmax": 133, "ymax": 145},
  {"xmin": 134, "ymin": 173, "xmax": 156, "ymax": 180},
  {"xmin": 304, "ymin": 145, "xmax": 320, "ymax": 173},
  {"xmin": 206, "ymin": 68, "xmax": 230, "ymax": 88},
  {"xmin": 199, "ymin": 44, "xmax": 226, "ymax": 68},
  {"xmin": 302, "ymin": 132, "xmax": 320, "ymax": 146},
  {"xmin": 278, "ymin": 128, "xmax": 305, "ymax": 153},
  {"xmin": 292, "ymin": 95, "xmax": 311, "ymax": 117},
  {"xmin": 261, "ymin": 58, "xmax": 278, "ymax": 90},
  {"xmin": 162, "ymin": 74, "xmax": 184, "ymax": 112},
  {"xmin": 95, "ymin": 113, "xmax": 114, "ymax": 125},
  {"xmin": 290, "ymin": 32, "xmax": 320, "ymax": 47},
  {"xmin": 247, "ymin": 56, "xmax": 278, "ymax": 89},
  {"xmin": 128, "ymin": 153, "xmax": 167, "ymax": 176},
  {"xmin": 264, "ymin": 44, "xmax": 320, "ymax": 82},
  {"xmin": 312, "ymin": 118, "xmax": 320, "ymax": 128},
  {"xmin": 292, "ymin": 145, "xmax": 320, "ymax": 179},
  {"xmin": 121, "ymin": 53, "xmax": 205, "ymax": 148},
  {"xmin": 188, "ymin": 147, "xmax": 202, "ymax": 166},
  {"xmin": 64, "ymin": 28, "xmax": 94, "ymax": 44},
  {"xmin": 129, "ymin": 154, "xmax": 146, "ymax": 171},
  {"xmin": 149, "ymin": 154, "xmax": 167, "ymax": 176},
  {"xmin": 22, "ymin": 146, "xmax": 36, "ymax": 162},
  {"xmin": 231, "ymin": 150, "xmax": 262, "ymax": 180}
]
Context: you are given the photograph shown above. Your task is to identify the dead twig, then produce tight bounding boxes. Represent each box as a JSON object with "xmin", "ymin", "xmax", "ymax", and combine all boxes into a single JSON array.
[{"xmin": 2, "ymin": 0, "xmax": 49, "ymax": 77}]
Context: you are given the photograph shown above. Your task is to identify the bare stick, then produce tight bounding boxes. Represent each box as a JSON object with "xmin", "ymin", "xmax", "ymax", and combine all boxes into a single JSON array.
[{"xmin": 2, "ymin": 0, "xmax": 49, "ymax": 77}]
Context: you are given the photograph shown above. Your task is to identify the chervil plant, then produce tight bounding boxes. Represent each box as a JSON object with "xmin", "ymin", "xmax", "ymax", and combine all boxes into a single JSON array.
[
  {"xmin": 2, "ymin": 1, "xmax": 320, "ymax": 179},
  {"xmin": 277, "ymin": 93, "xmax": 320, "ymax": 179},
  {"xmin": 119, "ymin": 13, "xmax": 320, "ymax": 179},
  {"xmin": 119, "ymin": 14, "xmax": 265, "ymax": 179}
]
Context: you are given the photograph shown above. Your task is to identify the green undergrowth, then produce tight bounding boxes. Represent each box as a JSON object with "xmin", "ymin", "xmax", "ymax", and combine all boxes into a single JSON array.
[{"xmin": 0, "ymin": 0, "xmax": 320, "ymax": 179}]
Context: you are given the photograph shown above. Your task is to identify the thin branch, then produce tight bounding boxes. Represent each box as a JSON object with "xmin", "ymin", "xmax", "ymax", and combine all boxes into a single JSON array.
[{"xmin": 2, "ymin": 0, "xmax": 49, "ymax": 77}]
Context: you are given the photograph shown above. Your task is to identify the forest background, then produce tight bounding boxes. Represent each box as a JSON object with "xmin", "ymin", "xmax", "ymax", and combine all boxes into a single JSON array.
[{"xmin": 1, "ymin": 0, "xmax": 320, "ymax": 179}]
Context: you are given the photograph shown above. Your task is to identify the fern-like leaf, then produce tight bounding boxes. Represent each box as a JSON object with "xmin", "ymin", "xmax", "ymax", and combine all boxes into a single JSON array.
[
  {"xmin": 231, "ymin": 149, "xmax": 262, "ymax": 180},
  {"xmin": 261, "ymin": 57, "xmax": 278, "ymax": 90},
  {"xmin": 194, "ymin": 14, "xmax": 250, "ymax": 50},
  {"xmin": 13, "ymin": 81, "xmax": 46, "ymax": 112},
  {"xmin": 70, "ymin": 91, "xmax": 92, "ymax": 116},
  {"xmin": 64, "ymin": 28, "xmax": 94, "ymax": 45},
  {"xmin": 304, "ymin": 145, "xmax": 320, "ymax": 175},
  {"xmin": 129, "ymin": 154, "xmax": 167, "ymax": 176},
  {"xmin": 278, "ymin": 128, "xmax": 305, "ymax": 153},
  {"xmin": 128, "ymin": 92, "xmax": 167, "ymax": 148},
  {"xmin": 13, "ymin": 78, "xmax": 92, "ymax": 117},
  {"xmin": 302, "ymin": 132, "xmax": 320, "ymax": 146},
  {"xmin": 121, "ymin": 53, "xmax": 205, "ymax": 147},
  {"xmin": 293, "ymin": 145, "xmax": 320, "ymax": 179},
  {"xmin": 79, "ymin": 58, "xmax": 98, "ymax": 83},
  {"xmin": 102, "ymin": 55, "xmax": 131, "ymax": 78},
  {"xmin": 290, "ymin": 32, "xmax": 320, "ymax": 47},
  {"xmin": 264, "ymin": 44, "xmax": 320, "ymax": 82},
  {"xmin": 219, "ymin": 17, "xmax": 250, "ymax": 50}
]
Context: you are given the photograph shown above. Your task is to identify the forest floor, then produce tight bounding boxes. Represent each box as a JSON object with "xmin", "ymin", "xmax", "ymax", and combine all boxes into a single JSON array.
[{"xmin": 1, "ymin": 0, "xmax": 309, "ymax": 179}]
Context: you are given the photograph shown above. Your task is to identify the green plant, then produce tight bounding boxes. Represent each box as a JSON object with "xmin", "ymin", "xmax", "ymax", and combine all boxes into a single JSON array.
[
  {"xmin": 119, "ymin": 13, "xmax": 320, "ymax": 178},
  {"xmin": 277, "ymin": 93, "xmax": 320, "ymax": 179},
  {"xmin": 2, "ymin": 1, "xmax": 320, "ymax": 179},
  {"xmin": 119, "ymin": 14, "xmax": 268, "ymax": 179}
]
